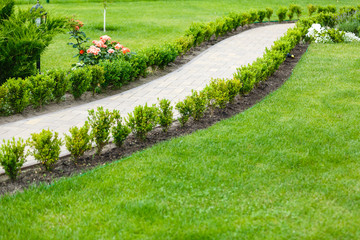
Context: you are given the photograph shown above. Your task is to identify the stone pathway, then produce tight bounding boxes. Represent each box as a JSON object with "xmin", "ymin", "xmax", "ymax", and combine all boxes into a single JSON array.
[{"xmin": 0, "ymin": 23, "xmax": 295, "ymax": 172}]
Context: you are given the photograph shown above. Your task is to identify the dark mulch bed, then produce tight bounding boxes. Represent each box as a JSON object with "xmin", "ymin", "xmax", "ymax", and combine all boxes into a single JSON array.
[{"xmin": 0, "ymin": 42, "xmax": 309, "ymax": 196}]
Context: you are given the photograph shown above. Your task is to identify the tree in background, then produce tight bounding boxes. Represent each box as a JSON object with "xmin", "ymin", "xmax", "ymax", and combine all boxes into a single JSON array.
[
  {"xmin": 0, "ymin": 0, "xmax": 66, "ymax": 85},
  {"xmin": 102, "ymin": 0, "xmax": 112, "ymax": 32}
]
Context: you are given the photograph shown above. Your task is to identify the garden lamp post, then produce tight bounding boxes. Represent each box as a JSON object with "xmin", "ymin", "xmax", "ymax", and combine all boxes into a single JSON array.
[{"xmin": 30, "ymin": 0, "xmax": 47, "ymax": 73}]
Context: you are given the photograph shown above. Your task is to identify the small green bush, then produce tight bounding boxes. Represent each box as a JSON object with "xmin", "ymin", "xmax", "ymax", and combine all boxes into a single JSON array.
[
  {"xmin": 158, "ymin": 98, "xmax": 173, "ymax": 132},
  {"xmin": 126, "ymin": 104, "xmax": 158, "ymax": 140},
  {"xmin": 228, "ymin": 12, "xmax": 242, "ymax": 30},
  {"xmin": 316, "ymin": 12, "xmax": 337, "ymax": 28},
  {"xmin": 3, "ymin": 77, "xmax": 30, "ymax": 114},
  {"xmin": 203, "ymin": 78, "xmax": 230, "ymax": 110},
  {"xmin": 249, "ymin": 10, "xmax": 258, "ymax": 23},
  {"xmin": 326, "ymin": 5, "xmax": 337, "ymax": 13},
  {"xmin": 239, "ymin": 12, "xmax": 251, "ymax": 27},
  {"xmin": 144, "ymin": 43, "xmax": 179, "ymax": 69},
  {"xmin": 129, "ymin": 54, "xmax": 148, "ymax": 79},
  {"xmin": 100, "ymin": 58, "xmax": 132, "ymax": 88},
  {"xmin": 88, "ymin": 65, "xmax": 105, "ymax": 96},
  {"xmin": 47, "ymin": 69, "xmax": 69, "ymax": 103},
  {"xmin": 175, "ymin": 98, "xmax": 193, "ymax": 127},
  {"xmin": 0, "ymin": 137, "xmax": 27, "ymax": 180},
  {"xmin": 234, "ymin": 65, "xmax": 256, "ymax": 94},
  {"xmin": 28, "ymin": 129, "xmax": 63, "ymax": 171},
  {"xmin": 189, "ymin": 90, "xmax": 207, "ymax": 121},
  {"xmin": 111, "ymin": 110, "xmax": 131, "ymax": 147},
  {"xmin": 265, "ymin": 7, "xmax": 273, "ymax": 21},
  {"xmin": 307, "ymin": 4, "xmax": 317, "ymax": 16},
  {"xmin": 226, "ymin": 78, "xmax": 242, "ymax": 103},
  {"xmin": 69, "ymin": 67, "xmax": 92, "ymax": 100},
  {"xmin": 28, "ymin": 74, "xmax": 55, "ymax": 109},
  {"xmin": 88, "ymin": 106, "xmax": 117, "ymax": 154},
  {"xmin": 174, "ymin": 35, "xmax": 195, "ymax": 54},
  {"xmin": 257, "ymin": 10, "xmax": 266, "ymax": 23},
  {"xmin": 339, "ymin": 6, "xmax": 357, "ymax": 15},
  {"xmin": 277, "ymin": 7, "xmax": 288, "ymax": 22},
  {"xmin": 290, "ymin": 4, "xmax": 302, "ymax": 18},
  {"xmin": 64, "ymin": 122, "xmax": 92, "ymax": 163}
]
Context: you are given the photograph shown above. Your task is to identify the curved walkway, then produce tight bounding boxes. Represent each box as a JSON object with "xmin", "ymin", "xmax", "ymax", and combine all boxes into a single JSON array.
[{"xmin": 0, "ymin": 23, "xmax": 295, "ymax": 172}]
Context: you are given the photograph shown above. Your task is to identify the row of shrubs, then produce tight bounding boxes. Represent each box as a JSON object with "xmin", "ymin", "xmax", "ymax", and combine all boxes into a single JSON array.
[
  {"xmin": 0, "ymin": 8, "xmax": 339, "ymax": 180},
  {"xmin": 0, "ymin": 7, "xmax": 357, "ymax": 180},
  {"xmin": 0, "ymin": 4, "xmax": 325, "ymax": 116}
]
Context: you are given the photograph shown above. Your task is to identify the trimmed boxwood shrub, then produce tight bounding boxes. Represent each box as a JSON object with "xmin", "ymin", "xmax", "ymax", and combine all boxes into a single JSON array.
[
  {"xmin": 47, "ymin": 69, "xmax": 69, "ymax": 103},
  {"xmin": 28, "ymin": 74, "xmax": 55, "ymax": 109},
  {"xmin": 100, "ymin": 58, "xmax": 132, "ymax": 88},
  {"xmin": 2, "ymin": 77, "xmax": 30, "ymax": 114},
  {"xmin": 69, "ymin": 67, "xmax": 92, "ymax": 100}
]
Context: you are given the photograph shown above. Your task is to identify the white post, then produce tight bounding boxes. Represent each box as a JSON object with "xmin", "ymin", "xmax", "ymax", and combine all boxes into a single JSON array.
[{"xmin": 103, "ymin": 8, "xmax": 106, "ymax": 32}]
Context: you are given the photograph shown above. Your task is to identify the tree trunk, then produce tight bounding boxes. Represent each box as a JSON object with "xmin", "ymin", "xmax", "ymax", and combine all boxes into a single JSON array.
[{"xmin": 103, "ymin": 8, "xmax": 106, "ymax": 32}]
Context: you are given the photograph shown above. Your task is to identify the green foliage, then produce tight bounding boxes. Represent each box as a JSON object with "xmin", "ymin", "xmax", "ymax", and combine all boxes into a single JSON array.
[
  {"xmin": 174, "ymin": 35, "xmax": 194, "ymax": 55},
  {"xmin": 2, "ymin": 77, "xmax": 30, "ymax": 114},
  {"xmin": 249, "ymin": 9, "xmax": 258, "ymax": 23},
  {"xmin": 289, "ymin": 4, "xmax": 302, "ymax": 18},
  {"xmin": 126, "ymin": 104, "xmax": 158, "ymax": 140},
  {"xmin": 204, "ymin": 78, "xmax": 230, "ymax": 110},
  {"xmin": 318, "ymin": 5, "xmax": 337, "ymax": 14},
  {"xmin": 28, "ymin": 74, "xmax": 55, "ymax": 109},
  {"xmin": 111, "ymin": 111, "xmax": 131, "ymax": 147},
  {"xmin": 64, "ymin": 122, "xmax": 92, "ymax": 163},
  {"xmin": 69, "ymin": 67, "xmax": 92, "ymax": 99},
  {"xmin": 47, "ymin": 69, "xmax": 69, "ymax": 103},
  {"xmin": 28, "ymin": 129, "xmax": 63, "ymax": 171},
  {"xmin": 87, "ymin": 106, "xmax": 117, "ymax": 154},
  {"xmin": 239, "ymin": 12, "xmax": 251, "ymax": 26},
  {"xmin": 158, "ymin": 98, "xmax": 173, "ymax": 132},
  {"xmin": 0, "ymin": 0, "xmax": 14, "ymax": 22},
  {"xmin": 189, "ymin": 90, "xmax": 207, "ymax": 121},
  {"xmin": 289, "ymin": 4, "xmax": 302, "ymax": 20},
  {"xmin": 315, "ymin": 12, "xmax": 337, "ymax": 27},
  {"xmin": 265, "ymin": 7, "xmax": 273, "ymax": 21},
  {"xmin": 88, "ymin": 65, "xmax": 105, "ymax": 95},
  {"xmin": 226, "ymin": 78, "xmax": 242, "ymax": 103},
  {"xmin": 143, "ymin": 43, "xmax": 179, "ymax": 69},
  {"xmin": 0, "ymin": 137, "xmax": 27, "ymax": 180},
  {"xmin": 326, "ymin": 28, "xmax": 345, "ymax": 43},
  {"xmin": 307, "ymin": 4, "xmax": 317, "ymax": 16},
  {"xmin": 277, "ymin": 7, "xmax": 288, "ymax": 22},
  {"xmin": 0, "ymin": 8, "xmax": 66, "ymax": 85},
  {"xmin": 129, "ymin": 54, "xmax": 148, "ymax": 79},
  {"xmin": 100, "ymin": 58, "xmax": 132, "ymax": 88},
  {"xmin": 339, "ymin": 6, "xmax": 357, "ymax": 15},
  {"xmin": 214, "ymin": 16, "xmax": 233, "ymax": 38},
  {"xmin": 257, "ymin": 10, "xmax": 266, "ymax": 23},
  {"xmin": 336, "ymin": 15, "xmax": 360, "ymax": 36},
  {"xmin": 0, "ymin": 84, "xmax": 8, "ymax": 111},
  {"xmin": 175, "ymin": 98, "xmax": 193, "ymax": 127}
]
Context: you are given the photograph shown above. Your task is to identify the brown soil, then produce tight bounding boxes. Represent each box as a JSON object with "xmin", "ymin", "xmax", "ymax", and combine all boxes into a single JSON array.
[
  {"xmin": 0, "ymin": 21, "xmax": 296, "ymax": 126},
  {"xmin": 0, "ymin": 42, "xmax": 309, "ymax": 196}
]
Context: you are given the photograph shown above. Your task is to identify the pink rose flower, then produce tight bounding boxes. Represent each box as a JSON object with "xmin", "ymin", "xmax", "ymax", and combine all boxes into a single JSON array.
[
  {"xmin": 115, "ymin": 43, "xmax": 123, "ymax": 50},
  {"xmin": 108, "ymin": 49, "xmax": 115, "ymax": 54},
  {"xmin": 100, "ymin": 35, "xmax": 111, "ymax": 43}
]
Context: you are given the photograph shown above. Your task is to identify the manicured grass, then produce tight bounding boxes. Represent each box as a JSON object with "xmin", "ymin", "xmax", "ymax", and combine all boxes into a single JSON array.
[
  {"xmin": 0, "ymin": 42, "xmax": 360, "ymax": 238},
  {"xmin": 16, "ymin": 0, "xmax": 359, "ymax": 71}
]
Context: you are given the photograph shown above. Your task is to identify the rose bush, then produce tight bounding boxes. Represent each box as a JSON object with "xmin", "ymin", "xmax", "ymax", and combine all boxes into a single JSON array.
[{"xmin": 68, "ymin": 20, "xmax": 131, "ymax": 66}]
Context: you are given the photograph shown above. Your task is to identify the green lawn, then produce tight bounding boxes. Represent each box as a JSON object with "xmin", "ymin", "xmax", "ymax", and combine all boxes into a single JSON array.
[
  {"xmin": 0, "ymin": 42, "xmax": 359, "ymax": 238},
  {"xmin": 16, "ymin": 0, "xmax": 359, "ymax": 71}
]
